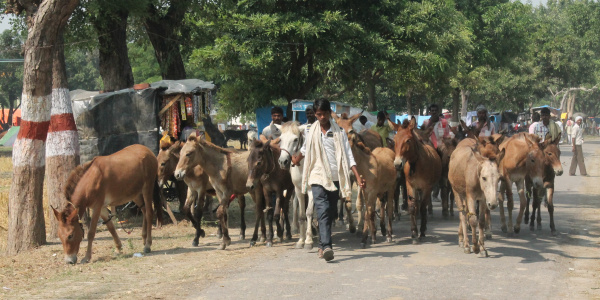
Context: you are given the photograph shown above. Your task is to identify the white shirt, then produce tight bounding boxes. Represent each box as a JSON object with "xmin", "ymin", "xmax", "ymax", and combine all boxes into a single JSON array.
[
  {"xmin": 572, "ymin": 124, "xmax": 584, "ymax": 145},
  {"xmin": 355, "ymin": 121, "xmax": 373, "ymax": 132},
  {"xmin": 300, "ymin": 124, "xmax": 356, "ymax": 181}
]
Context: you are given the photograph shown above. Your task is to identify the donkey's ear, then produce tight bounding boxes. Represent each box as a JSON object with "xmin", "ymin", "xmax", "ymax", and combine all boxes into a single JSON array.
[
  {"xmin": 51, "ymin": 206, "xmax": 61, "ymax": 222},
  {"xmin": 187, "ymin": 132, "xmax": 197, "ymax": 142},
  {"xmin": 67, "ymin": 207, "xmax": 79, "ymax": 222},
  {"xmin": 331, "ymin": 112, "xmax": 340, "ymax": 122},
  {"xmin": 553, "ymin": 132, "xmax": 562, "ymax": 145},
  {"xmin": 408, "ymin": 118, "xmax": 417, "ymax": 130},
  {"xmin": 492, "ymin": 133, "xmax": 505, "ymax": 145}
]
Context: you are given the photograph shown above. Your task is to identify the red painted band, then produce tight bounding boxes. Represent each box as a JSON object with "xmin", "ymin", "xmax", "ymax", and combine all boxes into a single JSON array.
[
  {"xmin": 49, "ymin": 113, "xmax": 77, "ymax": 132},
  {"xmin": 18, "ymin": 120, "xmax": 50, "ymax": 141}
]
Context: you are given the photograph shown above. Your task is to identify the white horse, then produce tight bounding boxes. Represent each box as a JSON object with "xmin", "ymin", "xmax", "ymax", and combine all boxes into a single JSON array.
[{"xmin": 278, "ymin": 121, "xmax": 316, "ymax": 250}]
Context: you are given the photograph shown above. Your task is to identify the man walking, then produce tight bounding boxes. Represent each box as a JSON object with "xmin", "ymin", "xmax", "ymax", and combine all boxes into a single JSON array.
[
  {"xmin": 532, "ymin": 107, "xmax": 560, "ymax": 142},
  {"xmin": 293, "ymin": 99, "xmax": 365, "ymax": 262},
  {"xmin": 260, "ymin": 107, "xmax": 284, "ymax": 142},
  {"xmin": 570, "ymin": 116, "xmax": 588, "ymax": 176}
]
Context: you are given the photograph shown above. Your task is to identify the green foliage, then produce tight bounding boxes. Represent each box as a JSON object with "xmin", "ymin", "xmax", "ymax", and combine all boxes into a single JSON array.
[{"xmin": 0, "ymin": 29, "xmax": 24, "ymax": 109}]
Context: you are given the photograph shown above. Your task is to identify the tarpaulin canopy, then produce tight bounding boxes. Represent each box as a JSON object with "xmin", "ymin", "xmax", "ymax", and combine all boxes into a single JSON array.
[{"xmin": 151, "ymin": 79, "xmax": 215, "ymax": 95}]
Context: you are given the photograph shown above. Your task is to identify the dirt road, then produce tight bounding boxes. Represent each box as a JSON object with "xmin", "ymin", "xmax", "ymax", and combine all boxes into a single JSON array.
[{"xmin": 1, "ymin": 140, "xmax": 598, "ymax": 299}]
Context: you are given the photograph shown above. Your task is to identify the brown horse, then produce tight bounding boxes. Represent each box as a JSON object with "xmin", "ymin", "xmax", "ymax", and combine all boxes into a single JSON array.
[
  {"xmin": 158, "ymin": 140, "xmax": 220, "ymax": 246},
  {"xmin": 449, "ymin": 136, "xmax": 504, "ymax": 257},
  {"xmin": 498, "ymin": 133, "xmax": 546, "ymax": 235},
  {"xmin": 52, "ymin": 144, "xmax": 162, "ymax": 264},
  {"xmin": 175, "ymin": 134, "xmax": 254, "ymax": 250},
  {"xmin": 393, "ymin": 119, "xmax": 441, "ymax": 243},
  {"xmin": 347, "ymin": 134, "xmax": 396, "ymax": 247},
  {"xmin": 524, "ymin": 133, "xmax": 563, "ymax": 235},
  {"xmin": 246, "ymin": 139, "xmax": 294, "ymax": 247}
]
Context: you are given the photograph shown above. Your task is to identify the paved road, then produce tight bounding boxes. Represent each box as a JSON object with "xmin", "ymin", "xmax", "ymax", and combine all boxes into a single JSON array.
[{"xmin": 192, "ymin": 139, "xmax": 600, "ymax": 300}]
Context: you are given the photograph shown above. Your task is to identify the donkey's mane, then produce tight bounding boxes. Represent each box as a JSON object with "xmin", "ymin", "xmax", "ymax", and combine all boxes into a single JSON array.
[
  {"xmin": 64, "ymin": 159, "xmax": 95, "ymax": 202},
  {"xmin": 196, "ymin": 136, "xmax": 234, "ymax": 154},
  {"xmin": 281, "ymin": 121, "xmax": 301, "ymax": 135},
  {"xmin": 355, "ymin": 141, "xmax": 372, "ymax": 155}
]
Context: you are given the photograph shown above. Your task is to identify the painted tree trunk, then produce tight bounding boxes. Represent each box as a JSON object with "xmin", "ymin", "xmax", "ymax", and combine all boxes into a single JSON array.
[
  {"xmin": 46, "ymin": 32, "xmax": 80, "ymax": 238},
  {"xmin": 93, "ymin": 7, "xmax": 134, "ymax": 91},
  {"xmin": 7, "ymin": 0, "xmax": 79, "ymax": 255},
  {"xmin": 460, "ymin": 89, "xmax": 470, "ymax": 120}
]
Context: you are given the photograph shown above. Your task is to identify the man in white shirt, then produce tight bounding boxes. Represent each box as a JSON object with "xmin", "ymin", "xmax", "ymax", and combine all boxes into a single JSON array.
[
  {"xmin": 356, "ymin": 115, "xmax": 373, "ymax": 132},
  {"xmin": 569, "ymin": 116, "xmax": 588, "ymax": 176},
  {"xmin": 260, "ymin": 107, "xmax": 284, "ymax": 142},
  {"xmin": 472, "ymin": 105, "xmax": 496, "ymax": 137},
  {"xmin": 292, "ymin": 99, "xmax": 363, "ymax": 262}
]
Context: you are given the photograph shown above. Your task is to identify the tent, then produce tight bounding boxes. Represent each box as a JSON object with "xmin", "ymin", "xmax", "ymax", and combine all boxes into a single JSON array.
[
  {"xmin": 0, "ymin": 126, "xmax": 19, "ymax": 146},
  {"xmin": 395, "ymin": 114, "xmax": 431, "ymax": 127},
  {"xmin": 0, "ymin": 109, "xmax": 21, "ymax": 126}
]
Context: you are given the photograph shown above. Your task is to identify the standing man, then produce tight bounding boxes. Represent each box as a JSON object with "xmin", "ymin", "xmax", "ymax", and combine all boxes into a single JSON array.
[
  {"xmin": 356, "ymin": 115, "xmax": 373, "ymax": 132},
  {"xmin": 472, "ymin": 105, "xmax": 496, "ymax": 137},
  {"xmin": 570, "ymin": 116, "xmax": 588, "ymax": 176},
  {"xmin": 371, "ymin": 111, "xmax": 395, "ymax": 147},
  {"xmin": 529, "ymin": 112, "xmax": 540, "ymax": 134},
  {"xmin": 292, "ymin": 99, "xmax": 364, "ymax": 262},
  {"xmin": 305, "ymin": 105, "xmax": 316, "ymax": 125},
  {"xmin": 260, "ymin": 107, "xmax": 284, "ymax": 142},
  {"xmin": 422, "ymin": 103, "xmax": 451, "ymax": 148},
  {"xmin": 532, "ymin": 107, "xmax": 560, "ymax": 142},
  {"xmin": 566, "ymin": 117, "xmax": 573, "ymax": 144}
]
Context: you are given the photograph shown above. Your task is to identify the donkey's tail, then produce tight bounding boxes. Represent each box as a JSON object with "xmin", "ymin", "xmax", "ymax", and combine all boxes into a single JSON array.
[{"xmin": 153, "ymin": 179, "xmax": 164, "ymax": 226}]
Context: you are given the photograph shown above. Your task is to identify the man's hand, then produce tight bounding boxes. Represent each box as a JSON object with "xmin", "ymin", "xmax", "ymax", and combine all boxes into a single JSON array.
[
  {"xmin": 357, "ymin": 176, "xmax": 366, "ymax": 189},
  {"xmin": 291, "ymin": 154, "xmax": 303, "ymax": 166},
  {"xmin": 572, "ymin": 146, "xmax": 576, "ymax": 153}
]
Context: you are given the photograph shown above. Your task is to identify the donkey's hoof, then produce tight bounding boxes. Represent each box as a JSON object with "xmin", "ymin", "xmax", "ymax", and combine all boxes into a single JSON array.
[
  {"xmin": 479, "ymin": 250, "xmax": 489, "ymax": 258},
  {"xmin": 485, "ymin": 233, "xmax": 492, "ymax": 240},
  {"xmin": 219, "ymin": 243, "xmax": 227, "ymax": 250},
  {"xmin": 463, "ymin": 247, "xmax": 471, "ymax": 254},
  {"xmin": 239, "ymin": 234, "xmax": 245, "ymax": 241},
  {"xmin": 192, "ymin": 240, "xmax": 199, "ymax": 247},
  {"xmin": 249, "ymin": 241, "xmax": 256, "ymax": 247},
  {"xmin": 386, "ymin": 237, "xmax": 393, "ymax": 243},
  {"xmin": 524, "ymin": 214, "xmax": 529, "ymax": 224},
  {"xmin": 266, "ymin": 241, "xmax": 273, "ymax": 247},
  {"xmin": 286, "ymin": 233, "xmax": 292, "ymax": 241},
  {"xmin": 501, "ymin": 225, "xmax": 508, "ymax": 233},
  {"xmin": 349, "ymin": 225, "xmax": 356, "ymax": 234},
  {"xmin": 304, "ymin": 243, "xmax": 313, "ymax": 251},
  {"xmin": 295, "ymin": 242, "xmax": 304, "ymax": 249},
  {"xmin": 514, "ymin": 227, "xmax": 521, "ymax": 234},
  {"xmin": 143, "ymin": 246, "xmax": 151, "ymax": 254},
  {"xmin": 216, "ymin": 233, "xmax": 223, "ymax": 239},
  {"xmin": 361, "ymin": 242, "xmax": 367, "ymax": 249},
  {"xmin": 80, "ymin": 257, "xmax": 90, "ymax": 264},
  {"xmin": 225, "ymin": 239, "xmax": 231, "ymax": 246}
]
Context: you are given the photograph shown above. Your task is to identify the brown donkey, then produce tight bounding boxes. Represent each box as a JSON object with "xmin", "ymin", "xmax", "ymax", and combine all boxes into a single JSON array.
[
  {"xmin": 246, "ymin": 140, "xmax": 294, "ymax": 247},
  {"xmin": 175, "ymin": 134, "xmax": 254, "ymax": 250},
  {"xmin": 347, "ymin": 134, "xmax": 396, "ymax": 247},
  {"xmin": 449, "ymin": 136, "xmax": 504, "ymax": 257},
  {"xmin": 52, "ymin": 145, "xmax": 162, "ymax": 264},
  {"xmin": 158, "ymin": 140, "xmax": 221, "ymax": 246},
  {"xmin": 393, "ymin": 119, "xmax": 441, "ymax": 243},
  {"xmin": 498, "ymin": 133, "xmax": 546, "ymax": 236},
  {"xmin": 524, "ymin": 133, "xmax": 563, "ymax": 235}
]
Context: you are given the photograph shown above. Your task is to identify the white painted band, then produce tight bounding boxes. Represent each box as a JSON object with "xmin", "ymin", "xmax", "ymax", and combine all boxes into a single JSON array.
[
  {"xmin": 50, "ymin": 88, "xmax": 74, "ymax": 115},
  {"xmin": 46, "ymin": 130, "xmax": 80, "ymax": 157},
  {"xmin": 12, "ymin": 138, "xmax": 46, "ymax": 168},
  {"xmin": 20, "ymin": 93, "xmax": 51, "ymax": 122}
]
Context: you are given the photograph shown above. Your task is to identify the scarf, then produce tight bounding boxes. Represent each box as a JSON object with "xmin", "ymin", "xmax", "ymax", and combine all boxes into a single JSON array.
[
  {"xmin": 301, "ymin": 120, "xmax": 352, "ymax": 198},
  {"xmin": 548, "ymin": 121, "xmax": 560, "ymax": 142}
]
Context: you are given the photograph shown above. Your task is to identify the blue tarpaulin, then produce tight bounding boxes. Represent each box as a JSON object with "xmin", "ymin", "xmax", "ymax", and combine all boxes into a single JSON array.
[
  {"xmin": 395, "ymin": 115, "xmax": 431, "ymax": 128},
  {"xmin": 256, "ymin": 106, "xmax": 287, "ymax": 134}
]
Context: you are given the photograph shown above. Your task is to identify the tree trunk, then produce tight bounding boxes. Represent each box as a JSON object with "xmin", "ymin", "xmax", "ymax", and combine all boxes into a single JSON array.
[
  {"xmin": 451, "ymin": 88, "xmax": 460, "ymax": 123},
  {"xmin": 406, "ymin": 89, "xmax": 413, "ymax": 115},
  {"xmin": 460, "ymin": 89, "xmax": 470, "ymax": 120},
  {"xmin": 7, "ymin": 0, "xmax": 79, "ymax": 255},
  {"xmin": 93, "ymin": 7, "xmax": 134, "ymax": 91},
  {"xmin": 46, "ymin": 31, "xmax": 80, "ymax": 239},
  {"xmin": 568, "ymin": 92, "xmax": 576, "ymax": 118},
  {"xmin": 367, "ymin": 79, "xmax": 377, "ymax": 111},
  {"xmin": 143, "ymin": 2, "xmax": 188, "ymax": 80}
]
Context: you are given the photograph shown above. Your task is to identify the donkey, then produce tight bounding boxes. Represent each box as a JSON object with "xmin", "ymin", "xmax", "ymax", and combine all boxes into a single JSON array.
[
  {"xmin": 449, "ymin": 136, "xmax": 504, "ymax": 257},
  {"xmin": 497, "ymin": 133, "xmax": 546, "ymax": 236},
  {"xmin": 332, "ymin": 112, "xmax": 382, "ymax": 231},
  {"xmin": 393, "ymin": 118, "xmax": 441, "ymax": 243},
  {"xmin": 158, "ymin": 140, "xmax": 221, "ymax": 246},
  {"xmin": 524, "ymin": 133, "xmax": 563, "ymax": 235},
  {"xmin": 52, "ymin": 144, "xmax": 162, "ymax": 264},
  {"xmin": 347, "ymin": 133, "xmax": 396, "ymax": 247},
  {"xmin": 175, "ymin": 134, "xmax": 254, "ymax": 250},
  {"xmin": 247, "ymin": 140, "xmax": 294, "ymax": 247},
  {"xmin": 278, "ymin": 121, "xmax": 318, "ymax": 249}
]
